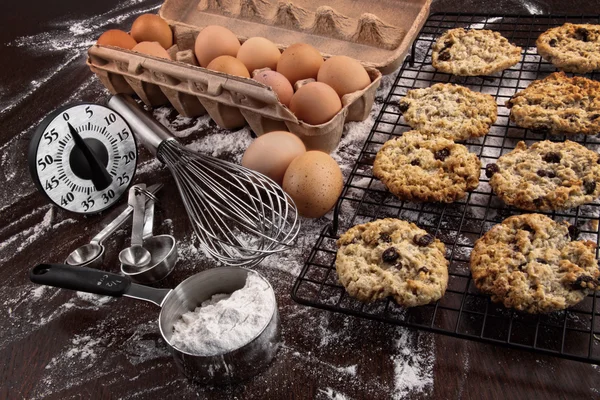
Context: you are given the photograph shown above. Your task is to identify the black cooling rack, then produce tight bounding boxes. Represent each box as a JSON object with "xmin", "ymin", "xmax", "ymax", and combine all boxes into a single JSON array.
[{"xmin": 292, "ymin": 13, "xmax": 600, "ymax": 364}]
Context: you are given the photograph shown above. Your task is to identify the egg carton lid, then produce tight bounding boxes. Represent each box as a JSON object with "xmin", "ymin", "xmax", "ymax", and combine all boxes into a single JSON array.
[{"xmin": 158, "ymin": 0, "xmax": 431, "ymax": 74}]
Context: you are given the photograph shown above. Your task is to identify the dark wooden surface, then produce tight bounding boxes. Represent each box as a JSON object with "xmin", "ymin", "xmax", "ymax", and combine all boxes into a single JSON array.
[{"xmin": 2, "ymin": 0, "xmax": 600, "ymax": 399}]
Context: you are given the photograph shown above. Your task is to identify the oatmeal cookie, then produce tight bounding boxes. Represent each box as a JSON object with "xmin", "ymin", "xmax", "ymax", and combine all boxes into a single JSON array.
[
  {"xmin": 399, "ymin": 83, "xmax": 498, "ymax": 140},
  {"xmin": 506, "ymin": 72, "xmax": 600, "ymax": 135},
  {"xmin": 537, "ymin": 23, "xmax": 600, "ymax": 74},
  {"xmin": 470, "ymin": 213, "xmax": 599, "ymax": 313},
  {"xmin": 432, "ymin": 28, "xmax": 522, "ymax": 76},
  {"xmin": 487, "ymin": 140, "xmax": 600, "ymax": 211},
  {"xmin": 336, "ymin": 218, "xmax": 448, "ymax": 306},
  {"xmin": 373, "ymin": 131, "xmax": 481, "ymax": 203}
]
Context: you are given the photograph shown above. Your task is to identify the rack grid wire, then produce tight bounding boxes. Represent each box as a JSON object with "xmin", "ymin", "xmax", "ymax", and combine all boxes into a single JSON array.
[{"xmin": 291, "ymin": 13, "xmax": 600, "ymax": 365}]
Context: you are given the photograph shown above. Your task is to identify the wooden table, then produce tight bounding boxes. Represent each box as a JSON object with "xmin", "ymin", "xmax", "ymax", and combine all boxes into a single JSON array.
[{"xmin": 1, "ymin": 1, "xmax": 599, "ymax": 398}]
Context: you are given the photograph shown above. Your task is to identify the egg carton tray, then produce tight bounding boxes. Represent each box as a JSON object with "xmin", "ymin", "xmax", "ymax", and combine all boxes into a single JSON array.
[
  {"xmin": 292, "ymin": 13, "xmax": 600, "ymax": 365},
  {"xmin": 86, "ymin": 0, "xmax": 432, "ymax": 153}
]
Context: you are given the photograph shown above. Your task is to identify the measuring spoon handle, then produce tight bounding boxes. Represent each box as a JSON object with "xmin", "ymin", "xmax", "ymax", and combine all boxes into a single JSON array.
[{"xmin": 91, "ymin": 183, "xmax": 163, "ymax": 245}]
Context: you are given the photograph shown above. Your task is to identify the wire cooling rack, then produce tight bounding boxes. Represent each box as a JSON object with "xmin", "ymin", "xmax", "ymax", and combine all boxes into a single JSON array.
[{"xmin": 292, "ymin": 13, "xmax": 600, "ymax": 364}]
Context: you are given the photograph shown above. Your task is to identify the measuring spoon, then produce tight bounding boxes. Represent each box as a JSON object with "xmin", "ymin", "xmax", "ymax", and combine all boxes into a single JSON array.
[
  {"xmin": 118, "ymin": 184, "xmax": 152, "ymax": 268},
  {"xmin": 65, "ymin": 183, "xmax": 163, "ymax": 268}
]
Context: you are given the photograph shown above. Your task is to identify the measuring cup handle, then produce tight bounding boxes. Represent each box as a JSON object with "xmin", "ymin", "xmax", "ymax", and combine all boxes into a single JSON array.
[{"xmin": 30, "ymin": 264, "xmax": 131, "ymax": 297}]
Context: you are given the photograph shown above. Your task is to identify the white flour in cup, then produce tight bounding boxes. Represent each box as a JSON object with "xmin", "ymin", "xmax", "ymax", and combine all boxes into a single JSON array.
[{"xmin": 170, "ymin": 272, "xmax": 275, "ymax": 356}]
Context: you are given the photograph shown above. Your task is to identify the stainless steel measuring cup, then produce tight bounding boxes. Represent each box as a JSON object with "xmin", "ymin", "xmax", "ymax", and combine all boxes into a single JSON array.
[
  {"xmin": 65, "ymin": 183, "xmax": 163, "ymax": 268},
  {"xmin": 29, "ymin": 264, "xmax": 280, "ymax": 384}
]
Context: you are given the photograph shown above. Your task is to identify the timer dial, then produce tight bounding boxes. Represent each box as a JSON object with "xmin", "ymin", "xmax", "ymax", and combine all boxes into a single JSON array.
[{"xmin": 28, "ymin": 103, "xmax": 138, "ymax": 214}]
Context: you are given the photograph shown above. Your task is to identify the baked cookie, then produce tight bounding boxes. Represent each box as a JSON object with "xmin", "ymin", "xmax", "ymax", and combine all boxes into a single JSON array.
[
  {"xmin": 432, "ymin": 28, "xmax": 522, "ymax": 76},
  {"xmin": 470, "ymin": 214, "xmax": 599, "ymax": 313},
  {"xmin": 399, "ymin": 83, "xmax": 498, "ymax": 140},
  {"xmin": 487, "ymin": 140, "xmax": 600, "ymax": 211},
  {"xmin": 336, "ymin": 218, "xmax": 448, "ymax": 307},
  {"xmin": 506, "ymin": 72, "xmax": 600, "ymax": 135},
  {"xmin": 373, "ymin": 131, "xmax": 481, "ymax": 203},
  {"xmin": 536, "ymin": 23, "xmax": 600, "ymax": 74}
]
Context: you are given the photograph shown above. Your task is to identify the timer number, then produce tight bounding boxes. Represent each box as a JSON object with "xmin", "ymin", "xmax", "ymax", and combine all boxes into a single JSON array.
[
  {"xmin": 117, "ymin": 172, "xmax": 130, "ymax": 186},
  {"xmin": 45, "ymin": 176, "xmax": 59, "ymax": 190},
  {"xmin": 43, "ymin": 129, "xmax": 58, "ymax": 144},
  {"xmin": 85, "ymin": 106, "xmax": 93, "ymax": 118},
  {"xmin": 117, "ymin": 128, "xmax": 129, "ymax": 142},
  {"xmin": 61, "ymin": 192, "xmax": 74, "ymax": 207},
  {"xmin": 102, "ymin": 189, "xmax": 115, "ymax": 204},
  {"xmin": 104, "ymin": 113, "xmax": 117, "ymax": 126},
  {"xmin": 37, "ymin": 155, "xmax": 54, "ymax": 171},
  {"xmin": 81, "ymin": 196, "xmax": 95, "ymax": 212},
  {"xmin": 123, "ymin": 151, "xmax": 135, "ymax": 165}
]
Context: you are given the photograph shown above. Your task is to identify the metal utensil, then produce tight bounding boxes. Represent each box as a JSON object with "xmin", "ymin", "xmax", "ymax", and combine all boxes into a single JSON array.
[
  {"xmin": 118, "ymin": 184, "xmax": 152, "ymax": 268},
  {"xmin": 30, "ymin": 264, "xmax": 280, "ymax": 384},
  {"xmin": 108, "ymin": 94, "xmax": 300, "ymax": 268},
  {"xmin": 65, "ymin": 183, "xmax": 163, "ymax": 268},
  {"xmin": 121, "ymin": 188, "xmax": 178, "ymax": 284}
]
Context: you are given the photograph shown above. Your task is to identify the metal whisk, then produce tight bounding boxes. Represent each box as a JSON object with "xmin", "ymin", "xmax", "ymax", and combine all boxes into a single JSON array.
[{"xmin": 108, "ymin": 94, "xmax": 300, "ymax": 267}]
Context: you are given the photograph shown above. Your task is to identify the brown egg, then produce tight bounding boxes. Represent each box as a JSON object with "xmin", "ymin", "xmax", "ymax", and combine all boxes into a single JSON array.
[
  {"xmin": 282, "ymin": 151, "xmax": 343, "ymax": 218},
  {"xmin": 206, "ymin": 55, "xmax": 250, "ymax": 77},
  {"xmin": 132, "ymin": 41, "xmax": 171, "ymax": 59},
  {"xmin": 237, "ymin": 37, "xmax": 281, "ymax": 74},
  {"xmin": 277, "ymin": 43, "xmax": 323, "ymax": 85},
  {"xmin": 131, "ymin": 14, "xmax": 173, "ymax": 49},
  {"xmin": 242, "ymin": 131, "xmax": 306, "ymax": 184},
  {"xmin": 195, "ymin": 25, "xmax": 240, "ymax": 67},
  {"xmin": 97, "ymin": 29, "xmax": 137, "ymax": 49},
  {"xmin": 289, "ymin": 82, "xmax": 342, "ymax": 125},
  {"xmin": 253, "ymin": 70, "xmax": 294, "ymax": 107},
  {"xmin": 317, "ymin": 56, "xmax": 371, "ymax": 98}
]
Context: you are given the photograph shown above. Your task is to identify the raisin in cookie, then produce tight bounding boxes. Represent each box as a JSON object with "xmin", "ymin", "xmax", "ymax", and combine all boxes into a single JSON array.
[
  {"xmin": 487, "ymin": 140, "xmax": 600, "ymax": 211},
  {"xmin": 373, "ymin": 131, "xmax": 481, "ymax": 203},
  {"xmin": 432, "ymin": 28, "xmax": 522, "ymax": 76},
  {"xmin": 470, "ymin": 214, "xmax": 599, "ymax": 313},
  {"xmin": 336, "ymin": 218, "xmax": 448, "ymax": 306},
  {"xmin": 506, "ymin": 72, "xmax": 600, "ymax": 135},
  {"xmin": 399, "ymin": 83, "xmax": 498, "ymax": 140},
  {"xmin": 537, "ymin": 23, "xmax": 600, "ymax": 74}
]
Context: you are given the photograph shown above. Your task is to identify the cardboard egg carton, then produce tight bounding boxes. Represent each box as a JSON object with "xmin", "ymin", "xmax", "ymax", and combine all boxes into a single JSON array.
[{"xmin": 87, "ymin": 0, "xmax": 430, "ymax": 153}]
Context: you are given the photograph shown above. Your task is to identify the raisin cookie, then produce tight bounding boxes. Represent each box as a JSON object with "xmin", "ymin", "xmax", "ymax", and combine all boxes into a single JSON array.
[
  {"xmin": 336, "ymin": 218, "xmax": 448, "ymax": 306},
  {"xmin": 536, "ymin": 23, "xmax": 600, "ymax": 74},
  {"xmin": 506, "ymin": 72, "xmax": 600, "ymax": 135},
  {"xmin": 399, "ymin": 83, "xmax": 498, "ymax": 140},
  {"xmin": 487, "ymin": 140, "xmax": 600, "ymax": 211},
  {"xmin": 432, "ymin": 28, "xmax": 522, "ymax": 76},
  {"xmin": 470, "ymin": 214, "xmax": 599, "ymax": 313},
  {"xmin": 373, "ymin": 131, "xmax": 481, "ymax": 203}
]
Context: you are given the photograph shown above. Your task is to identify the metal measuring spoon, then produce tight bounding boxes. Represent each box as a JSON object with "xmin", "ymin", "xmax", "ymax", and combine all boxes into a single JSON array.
[
  {"xmin": 122, "ymin": 188, "xmax": 178, "ymax": 283},
  {"xmin": 65, "ymin": 183, "xmax": 163, "ymax": 268},
  {"xmin": 118, "ymin": 184, "xmax": 152, "ymax": 268}
]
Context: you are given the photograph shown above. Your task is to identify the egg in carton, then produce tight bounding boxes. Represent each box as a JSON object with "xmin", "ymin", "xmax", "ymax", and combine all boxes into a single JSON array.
[{"xmin": 87, "ymin": 0, "xmax": 431, "ymax": 153}]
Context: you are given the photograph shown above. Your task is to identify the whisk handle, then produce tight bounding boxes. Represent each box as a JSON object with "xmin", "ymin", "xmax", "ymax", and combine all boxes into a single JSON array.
[{"xmin": 107, "ymin": 94, "xmax": 174, "ymax": 157}]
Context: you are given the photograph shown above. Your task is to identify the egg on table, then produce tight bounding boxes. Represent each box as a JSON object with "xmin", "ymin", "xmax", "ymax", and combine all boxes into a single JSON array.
[
  {"xmin": 195, "ymin": 25, "xmax": 240, "ymax": 67},
  {"xmin": 282, "ymin": 151, "xmax": 343, "ymax": 218},
  {"xmin": 132, "ymin": 41, "xmax": 171, "ymax": 59},
  {"xmin": 317, "ymin": 55, "xmax": 371, "ymax": 98},
  {"xmin": 241, "ymin": 131, "xmax": 306, "ymax": 184},
  {"xmin": 206, "ymin": 55, "xmax": 250, "ymax": 78},
  {"xmin": 131, "ymin": 14, "xmax": 173, "ymax": 49},
  {"xmin": 237, "ymin": 37, "xmax": 281, "ymax": 74},
  {"xmin": 253, "ymin": 70, "xmax": 294, "ymax": 107},
  {"xmin": 277, "ymin": 43, "xmax": 323, "ymax": 85},
  {"xmin": 97, "ymin": 29, "xmax": 137, "ymax": 49},
  {"xmin": 289, "ymin": 82, "xmax": 342, "ymax": 125}
]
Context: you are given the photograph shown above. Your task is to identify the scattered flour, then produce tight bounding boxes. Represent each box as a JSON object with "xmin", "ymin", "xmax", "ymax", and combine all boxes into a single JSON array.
[
  {"xmin": 318, "ymin": 387, "xmax": 352, "ymax": 400},
  {"xmin": 391, "ymin": 329, "xmax": 435, "ymax": 399},
  {"xmin": 170, "ymin": 272, "xmax": 275, "ymax": 356}
]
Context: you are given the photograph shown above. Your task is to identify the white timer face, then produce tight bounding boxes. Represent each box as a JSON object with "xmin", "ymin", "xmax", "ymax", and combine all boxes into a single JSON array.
[{"xmin": 31, "ymin": 104, "xmax": 137, "ymax": 214}]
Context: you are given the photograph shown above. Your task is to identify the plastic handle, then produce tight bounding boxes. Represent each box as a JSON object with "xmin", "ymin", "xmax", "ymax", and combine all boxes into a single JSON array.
[
  {"xmin": 107, "ymin": 94, "xmax": 174, "ymax": 157},
  {"xmin": 30, "ymin": 263, "xmax": 131, "ymax": 297}
]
